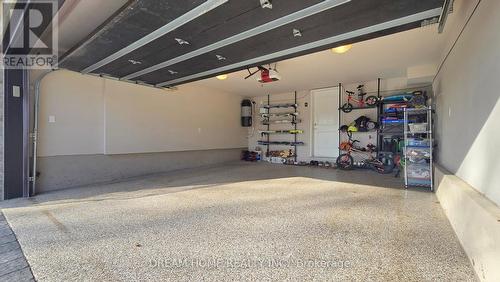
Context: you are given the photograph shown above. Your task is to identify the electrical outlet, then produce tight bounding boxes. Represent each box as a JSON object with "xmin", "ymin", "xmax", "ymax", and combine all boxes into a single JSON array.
[
  {"xmin": 48, "ymin": 115, "xmax": 56, "ymax": 123},
  {"xmin": 448, "ymin": 107, "xmax": 452, "ymax": 117}
]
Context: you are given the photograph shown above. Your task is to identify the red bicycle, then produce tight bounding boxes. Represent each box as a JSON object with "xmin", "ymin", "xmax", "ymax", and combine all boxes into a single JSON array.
[
  {"xmin": 336, "ymin": 132, "xmax": 394, "ymax": 174},
  {"xmin": 341, "ymin": 85, "xmax": 378, "ymax": 113}
]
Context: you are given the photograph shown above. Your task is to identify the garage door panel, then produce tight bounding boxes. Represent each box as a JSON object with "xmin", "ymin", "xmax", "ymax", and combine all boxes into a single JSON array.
[
  {"xmin": 60, "ymin": 0, "xmax": 206, "ymax": 71},
  {"xmin": 59, "ymin": 0, "xmax": 444, "ymax": 86},
  {"xmin": 134, "ymin": 0, "xmax": 442, "ymax": 85}
]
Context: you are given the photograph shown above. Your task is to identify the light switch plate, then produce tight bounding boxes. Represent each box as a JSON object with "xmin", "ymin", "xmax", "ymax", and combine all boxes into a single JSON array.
[
  {"xmin": 12, "ymin": 86, "xmax": 21, "ymax": 97},
  {"xmin": 48, "ymin": 115, "xmax": 56, "ymax": 123}
]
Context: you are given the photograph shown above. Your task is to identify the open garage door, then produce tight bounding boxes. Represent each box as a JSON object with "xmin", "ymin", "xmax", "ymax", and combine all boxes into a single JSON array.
[{"xmin": 59, "ymin": 0, "xmax": 444, "ymax": 88}]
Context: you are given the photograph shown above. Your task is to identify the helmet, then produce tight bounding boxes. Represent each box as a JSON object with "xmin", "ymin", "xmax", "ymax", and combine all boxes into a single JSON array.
[
  {"xmin": 339, "ymin": 125, "xmax": 349, "ymax": 132},
  {"xmin": 348, "ymin": 125, "xmax": 358, "ymax": 132}
]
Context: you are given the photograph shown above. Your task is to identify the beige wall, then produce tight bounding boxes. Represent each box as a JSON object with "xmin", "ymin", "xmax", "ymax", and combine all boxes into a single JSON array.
[
  {"xmin": 433, "ymin": 0, "xmax": 500, "ymax": 206},
  {"xmin": 39, "ymin": 71, "xmax": 105, "ymax": 156},
  {"xmin": 38, "ymin": 70, "xmax": 247, "ymax": 157}
]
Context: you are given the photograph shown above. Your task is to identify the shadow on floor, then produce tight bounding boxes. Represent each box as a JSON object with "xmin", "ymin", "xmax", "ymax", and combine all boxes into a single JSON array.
[{"xmin": 1, "ymin": 161, "xmax": 429, "ymax": 209}]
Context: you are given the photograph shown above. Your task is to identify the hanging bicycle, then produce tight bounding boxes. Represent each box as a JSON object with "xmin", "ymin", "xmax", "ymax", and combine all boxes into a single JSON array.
[{"xmin": 340, "ymin": 85, "xmax": 379, "ymax": 113}]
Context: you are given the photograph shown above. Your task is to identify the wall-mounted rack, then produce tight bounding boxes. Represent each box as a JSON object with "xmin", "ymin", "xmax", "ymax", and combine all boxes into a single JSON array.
[
  {"xmin": 262, "ymin": 119, "xmax": 302, "ymax": 125},
  {"xmin": 261, "ymin": 112, "xmax": 299, "ymax": 118},
  {"xmin": 259, "ymin": 130, "xmax": 303, "ymax": 135},
  {"xmin": 262, "ymin": 103, "xmax": 298, "ymax": 109},
  {"xmin": 260, "ymin": 92, "xmax": 302, "ymax": 162},
  {"xmin": 258, "ymin": 141, "xmax": 305, "ymax": 146},
  {"xmin": 338, "ymin": 79, "xmax": 382, "ymax": 156}
]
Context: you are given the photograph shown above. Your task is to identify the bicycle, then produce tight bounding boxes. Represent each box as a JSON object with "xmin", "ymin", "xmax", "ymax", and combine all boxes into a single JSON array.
[
  {"xmin": 340, "ymin": 85, "xmax": 379, "ymax": 113},
  {"xmin": 336, "ymin": 131, "xmax": 394, "ymax": 174}
]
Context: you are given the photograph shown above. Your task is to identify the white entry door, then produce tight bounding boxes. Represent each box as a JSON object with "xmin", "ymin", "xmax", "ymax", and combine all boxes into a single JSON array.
[{"xmin": 312, "ymin": 87, "xmax": 339, "ymax": 158}]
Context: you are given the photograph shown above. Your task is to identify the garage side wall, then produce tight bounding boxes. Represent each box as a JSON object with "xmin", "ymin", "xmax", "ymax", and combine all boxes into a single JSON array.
[
  {"xmin": 433, "ymin": 0, "xmax": 500, "ymax": 206},
  {"xmin": 433, "ymin": 0, "xmax": 500, "ymax": 280},
  {"xmin": 36, "ymin": 70, "xmax": 247, "ymax": 192}
]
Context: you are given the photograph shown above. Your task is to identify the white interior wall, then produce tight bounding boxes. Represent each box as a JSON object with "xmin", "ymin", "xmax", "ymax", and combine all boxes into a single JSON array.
[
  {"xmin": 38, "ymin": 70, "xmax": 247, "ymax": 157},
  {"xmin": 433, "ymin": 0, "xmax": 500, "ymax": 206},
  {"xmin": 39, "ymin": 71, "xmax": 105, "ymax": 156}
]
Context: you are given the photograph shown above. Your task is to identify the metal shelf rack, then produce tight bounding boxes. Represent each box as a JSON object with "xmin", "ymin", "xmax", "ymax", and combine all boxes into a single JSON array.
[
  {"xmin": 404, "ymin": 107, "xmax": 433, "ymax": 190},
  {"xmin": 260, "ymin": 91, "xmax": 301, "ymax": 163}
]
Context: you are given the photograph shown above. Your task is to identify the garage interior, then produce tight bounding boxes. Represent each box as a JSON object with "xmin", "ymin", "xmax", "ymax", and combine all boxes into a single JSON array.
[{"xmin": 1, "ymin": 0, "xmax": 499, "ymax": 281}]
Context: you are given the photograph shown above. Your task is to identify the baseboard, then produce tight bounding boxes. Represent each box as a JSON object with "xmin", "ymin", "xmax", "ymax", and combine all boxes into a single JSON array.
[
  {"xmin": 36, "ymin": 148, "xmax": 245, "ymax": 193},
  {"xmin": 434, "ymin": 164, "xmax": 500, "ymax": 282}
]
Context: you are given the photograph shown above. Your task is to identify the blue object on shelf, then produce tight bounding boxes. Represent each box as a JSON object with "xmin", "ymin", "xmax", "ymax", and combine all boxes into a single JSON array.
[
  {"xmin": 382, "ymin": 118, "xmax": 404, "ymax": 124},
  {"xmin": 407, "ymin": 138, "xmax": 430, "ymax": 147},
  {"xmin": 382, "ymin": 93, "xmax": 413, "ymax": 103}
]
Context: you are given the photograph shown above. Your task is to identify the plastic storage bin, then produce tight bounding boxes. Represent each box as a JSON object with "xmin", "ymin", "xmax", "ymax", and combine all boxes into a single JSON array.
[
  {"xmin": 408, "ymin": 123, "xmax": 428, "ymax": 133},
  {"xmin": 406, "ymin": 138, "xmax": 430, "ymax": 147},
  {"xmin": 406, "ymin": 164, "xmax": 431, "ymax": 179}
]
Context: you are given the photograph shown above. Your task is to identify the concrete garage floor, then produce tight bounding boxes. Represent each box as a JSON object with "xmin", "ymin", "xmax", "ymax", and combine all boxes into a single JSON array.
[{"xmin": 1, "ymin": 162, "xmax": 477, "ymax": 281}]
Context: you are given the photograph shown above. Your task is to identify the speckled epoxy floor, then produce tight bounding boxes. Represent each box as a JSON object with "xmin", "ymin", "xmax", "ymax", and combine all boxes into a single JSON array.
[{"xmin": 1, "ymin": 162, "xmax": 477, "ymax": 281}]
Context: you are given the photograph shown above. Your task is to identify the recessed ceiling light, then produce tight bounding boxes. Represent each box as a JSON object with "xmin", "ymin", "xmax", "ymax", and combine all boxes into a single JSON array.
[
  {"xmin": 216, "ymin": 74, "xmax": 228, "ymax": 80},
  {"xmin": 331, "ymin": 44, "xmax": 353, "ymax": 54}
]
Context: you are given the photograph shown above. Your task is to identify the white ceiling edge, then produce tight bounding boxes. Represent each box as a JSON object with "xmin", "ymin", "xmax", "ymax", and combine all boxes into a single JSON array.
[{"xmin": 188, "ymin": 23, "xmax": 446, "ymax": 97}]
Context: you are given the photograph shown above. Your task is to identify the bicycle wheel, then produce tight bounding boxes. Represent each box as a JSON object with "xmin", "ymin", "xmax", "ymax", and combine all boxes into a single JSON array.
[
  {"xmin": 365, "ymin": 96, "xmax": 379, "ymax": 106},
  {"xmin": 341, "ymin": 103, "xmax": 353, "ymax": 113},
  {"xmin": 336, "ymin": 154, "xmax": 354, "ymax": 170},
  {"xmin": 370, "ymin": 162, "xmax": 395, "ymax": 174}
]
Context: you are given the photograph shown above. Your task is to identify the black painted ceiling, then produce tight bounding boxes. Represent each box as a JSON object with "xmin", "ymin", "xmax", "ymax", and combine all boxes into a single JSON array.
[{"xmin": 60, "ymin": 0, "xmax": 444, "ymax": 88}]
